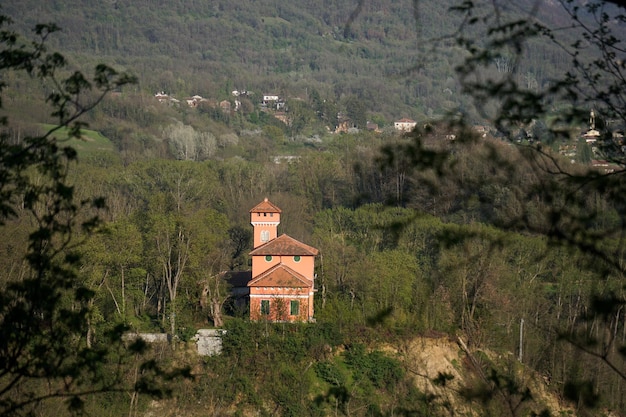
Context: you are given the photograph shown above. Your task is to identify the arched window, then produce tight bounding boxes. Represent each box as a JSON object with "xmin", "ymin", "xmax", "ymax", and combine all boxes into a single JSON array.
[{"xmin": 261, "ymin": 230, "xmax": 270, "ymax": 242}]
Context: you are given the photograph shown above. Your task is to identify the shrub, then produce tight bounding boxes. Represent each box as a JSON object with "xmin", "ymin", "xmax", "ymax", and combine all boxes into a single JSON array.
[
  {"xmin": 344, "ymin": 343, "xmax": 404, "ymax": 389},
  {"xmin": 314, "ymin": 361, "xmax": 346, "ymax": 387}
]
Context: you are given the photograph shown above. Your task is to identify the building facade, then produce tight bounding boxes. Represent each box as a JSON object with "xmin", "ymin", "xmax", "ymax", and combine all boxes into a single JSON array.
[
  {"xmin": 394, "ymin": 118, "xmax": 417, "ymax": 132},
  {"xmin": 247, "ymin": 198, "xmax": 319, "ymax": 322}
]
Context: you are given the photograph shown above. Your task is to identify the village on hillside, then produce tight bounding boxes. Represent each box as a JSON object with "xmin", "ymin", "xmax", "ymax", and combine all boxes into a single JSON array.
[
  {"xmin": 154, "ymin": 90, "xmax": 419, "ymax": 134},
  {"xmin": 154, "ymin": 90, "xmax": 626, "ymax": 172}
]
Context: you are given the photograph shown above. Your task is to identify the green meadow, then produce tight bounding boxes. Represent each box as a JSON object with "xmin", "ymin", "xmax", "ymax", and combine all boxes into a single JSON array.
[{"xmin": 40, "ymin": 124, "xmax": 114, "ymax": 154}]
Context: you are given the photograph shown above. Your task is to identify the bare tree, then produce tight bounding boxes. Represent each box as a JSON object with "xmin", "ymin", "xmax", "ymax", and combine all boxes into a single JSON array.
[{"xmin": 163, "ymin": 121, "xmax": 216, "ymax": 161}]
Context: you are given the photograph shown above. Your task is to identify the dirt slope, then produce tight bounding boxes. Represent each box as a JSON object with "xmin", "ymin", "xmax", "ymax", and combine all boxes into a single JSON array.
[{"xmin": 400, "ymin": 335, "xmax": 574, "ymax": 416}]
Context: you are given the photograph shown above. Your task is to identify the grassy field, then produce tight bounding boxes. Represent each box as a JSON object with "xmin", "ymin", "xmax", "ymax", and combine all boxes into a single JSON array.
[{"xmin": 40, "ymin": 124, "xmax": 115, "ymax": 154}]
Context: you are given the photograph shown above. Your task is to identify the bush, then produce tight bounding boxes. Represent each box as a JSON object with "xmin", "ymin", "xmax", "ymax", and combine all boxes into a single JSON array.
[
  {"xmin": 345, "ymin": 343, "xmax": 404, "ymax": 389},
  {"xmin": 367, "ymin": 350, "xmax": 404, "ymax": 388},
  {"xmin": 314, "ymin": 361, "xmax": 346, "ymax": 387}
]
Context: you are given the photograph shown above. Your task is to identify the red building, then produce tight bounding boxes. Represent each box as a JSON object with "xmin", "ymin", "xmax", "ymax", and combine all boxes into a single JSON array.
[{"xmin": 246, "ymin": 198, "xmax": 319, "ymax": 322}]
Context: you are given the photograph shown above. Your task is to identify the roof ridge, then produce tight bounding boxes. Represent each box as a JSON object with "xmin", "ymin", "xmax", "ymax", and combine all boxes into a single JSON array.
[
  {"xmin": 249, "ymin": 233, "xmax": 319, "ymax": 256},
  {"xmin": 250, "ymin": 198, "xmax": 282, "ymax": 213}
]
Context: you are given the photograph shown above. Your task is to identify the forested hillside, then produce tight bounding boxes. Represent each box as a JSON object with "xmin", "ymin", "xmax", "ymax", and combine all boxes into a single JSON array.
[
  {"xmin": 1, "ymin": 0, "xmax": 577, "ymax": 123},
  {"xmin": 1, "ymin": 0, "xmax": 626, "ymax": 416}
]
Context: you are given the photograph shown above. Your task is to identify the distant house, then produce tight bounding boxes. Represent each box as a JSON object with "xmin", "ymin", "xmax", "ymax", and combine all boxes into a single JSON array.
[
  {"xmin": 263, "ymin": 94, "xmax": 280, "ymax": 103},
  {"xmin": 591, "ymin": 160, "xmax": 619, "ymax": 174},
  {"xmin": 366, "ymin": 121, "xmax": 381, "ymax": 133},
  {"xmin": 583, "ymin": 129, "xmax": 601, "ymax": 143},
  {"xmin": 235, "ymin": 90, "xmax": 252, "ymax": 97},
  {"xmin": 185, "ymin": 95, "xmax": 206, "ymax": 107},
  {"xmin": 334, "ymin": 120, "xmax": 350, "ymax": 133},
  {"xmin": 583, "ymin": 109, "xmax": 601, "ymax": 143},
  {"xmin": 228, "ymin": 198, "xmax": 319, "ymax": 322},
  {"xmin": 155, "ymin": 91, "xmax": 172, "ymax": 103},
  {"xmin": 394, "ymin": 118, "xmax": 417, "ymax": 132},
  {"xmin": 219, "ymin": 100, "xmax": 231, "ymax": 113},
  {"xmin": 473, "ymin": 125, "xmax": 490, "ymax": 137},
  {"xmin": 335, "ymin": 113, "xmax": 357, "ymax": 133},
  {"xmin": 261, "ymin": 95, "xmax": 285, "ymax": 111}
]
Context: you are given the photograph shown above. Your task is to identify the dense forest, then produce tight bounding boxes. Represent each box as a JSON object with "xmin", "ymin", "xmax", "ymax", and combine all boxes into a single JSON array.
[
  {"xmin": 1, "ymin": 0, "xmax": 626, "ymax": 416},
  {"xmin": 0, "ymin": 0, "xmax": 583, "ymax": 130}
]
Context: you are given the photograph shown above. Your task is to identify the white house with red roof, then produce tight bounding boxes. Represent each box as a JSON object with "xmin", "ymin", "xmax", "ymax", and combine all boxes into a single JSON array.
[{"xmin": 394, "ymin": 118, "xmax": 417, "ymax": 132}]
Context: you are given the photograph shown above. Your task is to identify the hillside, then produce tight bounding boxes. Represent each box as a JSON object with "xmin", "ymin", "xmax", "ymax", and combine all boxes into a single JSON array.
[
  {"xmin": 1, "ymin": 0, "xmax": 578, "ymax": 123},
  {"xmin": 145, "ymin": 333, "xmax": 574, "ymax": 417}
]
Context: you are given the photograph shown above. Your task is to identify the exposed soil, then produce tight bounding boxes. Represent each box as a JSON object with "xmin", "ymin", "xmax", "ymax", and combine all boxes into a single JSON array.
[{"xmin": 400, "ymin": 335, "xmax": 575, "ymax": 416}]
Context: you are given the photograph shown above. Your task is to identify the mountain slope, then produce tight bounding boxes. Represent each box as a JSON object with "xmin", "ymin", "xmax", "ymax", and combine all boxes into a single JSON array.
[{"xmin": 1, "ymin": 0, "xmax": 579, "ymax": 121}]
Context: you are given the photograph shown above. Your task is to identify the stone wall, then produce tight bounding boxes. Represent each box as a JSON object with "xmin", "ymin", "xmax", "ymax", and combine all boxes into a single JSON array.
[
  {"xmin": 122, "ymin": 332, "xmax": 170, "ymax": 343},
  {"xmin": 122, "ymin": 330, "xmax": 224, "ymax": 356},
  {"xmin": 194, "ymin": 329, "xmax": 225, "ymax": 356}
]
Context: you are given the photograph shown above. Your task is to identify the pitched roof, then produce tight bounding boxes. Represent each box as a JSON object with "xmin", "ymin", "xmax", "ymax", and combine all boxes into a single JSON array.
[
  {"xmin": 248, "ymin": 264, "xmax": 312, "ymax": 288},
  {"xmin": 250, "ymin": 198, "xmax": 282, "ymax": 214},
  {"xmin": 249, "ymin": 234, "xmax": 319, "ymax": 256}
]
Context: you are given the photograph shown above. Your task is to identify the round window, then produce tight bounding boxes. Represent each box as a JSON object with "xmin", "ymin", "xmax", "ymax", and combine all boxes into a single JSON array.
[
  {"xmin": 265, "ymin": 255, "xmax": 272, "ymax": 262},
  {"xmin": 294, "ymin": 255, "xmax": 301, "ymax": 262}
]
